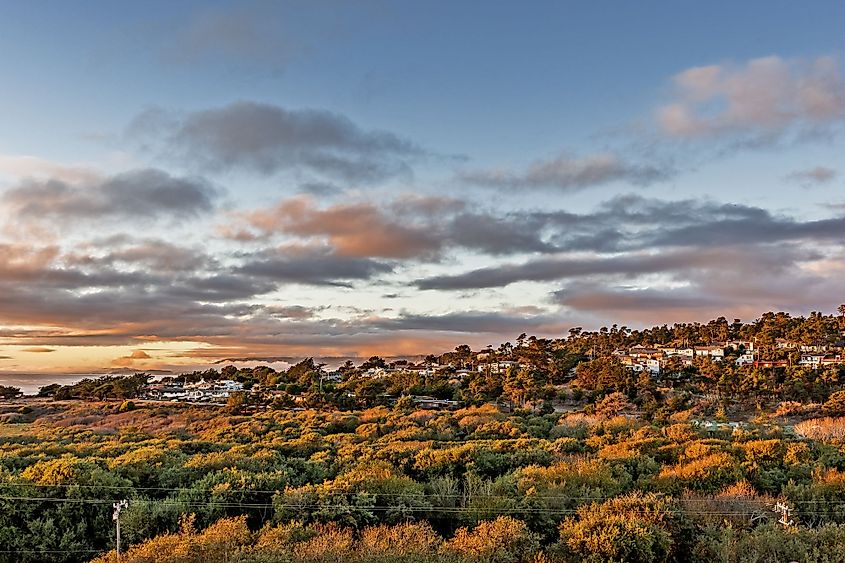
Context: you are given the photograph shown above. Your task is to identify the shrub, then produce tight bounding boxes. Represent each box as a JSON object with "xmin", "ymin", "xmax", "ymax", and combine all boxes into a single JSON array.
[
  {"xmin": 442, "ymin": 516, "xmax": 539, "ymax": 562},
  {"xmin": 359, "ymin": 521, "xmax": 442, "ymax": 559},
  {"xmin": 119, "ymin": 400, "xmax": 137, "ymax": 413},
  {"xmin": 557, "ymin": 492, "xmax": 684, "ymax": 563}
]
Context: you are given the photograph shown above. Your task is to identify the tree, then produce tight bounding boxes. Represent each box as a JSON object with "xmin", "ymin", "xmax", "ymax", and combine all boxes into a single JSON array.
[
  {"xmin": 393, "ymin": 395, "xmax": 415, "ymax": 413},
  {"xmin": 224, "ymin": 391, "xmax": 249, "ymax": 414},
  {"xmin": 0, "ymin": 386, "xmax": 23, "ymax": 399},
  {"xmin": 361, "ymin": 356, "xmax": 387, "ymax": 370},
  {"xmin": 575, "ymin": 357, "xmax": 631, "ymax": 393},
  {"xmin": 823, "ymin": 390, "xmax": 845, "ymax": 416},
  {"xmin": 37, "ymin": 384, "xmax": 61, "ymax": 397},
  {"xmin": 287, "ymin": 358, "xmax": 320, "ymax": 387},
  {"xmin": 596, "ymin": 391, "xmax": 632, "ymax": 417},
  {"xmin": 502, "ymin": 367, "xmax": 539, "ymax": 408}
]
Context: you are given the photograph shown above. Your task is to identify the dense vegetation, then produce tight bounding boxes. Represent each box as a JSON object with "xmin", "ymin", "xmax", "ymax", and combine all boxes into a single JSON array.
[
  {"xmin": 4, "ymin": 400, "xmax": 845, "ymax": 562},
  {"xmin": 1, "ymin": 309, "xmax": 845, "ymax": 562}
]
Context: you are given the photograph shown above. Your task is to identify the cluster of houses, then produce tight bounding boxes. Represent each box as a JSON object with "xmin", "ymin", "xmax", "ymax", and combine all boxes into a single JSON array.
[
  {"xmin": 612, "ymin": 339, "xmax": 845, "ymax": 375},
  {"xmin": 137, "ymin": 337, "xmax": 845, "ymax": 406},
  {"xmin": 142, "ymin": 379, "xmax": 244, "ymax": 403},
  {"xmin": 361, "ymin": 364, "xmax": 475, "ymax": 385},
  {"xmin": 613, "ymin": 343, "xmax": 733, "ymax": 375},
  {"xmin": 140, "ymin": 375, "xmax": 463, "ymax": 410}
]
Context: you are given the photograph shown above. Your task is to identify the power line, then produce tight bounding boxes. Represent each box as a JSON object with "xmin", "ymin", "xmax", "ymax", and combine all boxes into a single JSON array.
[
  {"xmin": 0, "ymin": 494, "xmax": 830, "ymax": 516},
  {"xmin": 5, "ymin": 482, "xmax": 845, "ymax": 504},
  {"xmin": 0, "ymin": 550, "xmax": 101, "ymax": 554},
  {"xmin": 1, "ymin": 482, "xmax": 844, "ymax": 506}
]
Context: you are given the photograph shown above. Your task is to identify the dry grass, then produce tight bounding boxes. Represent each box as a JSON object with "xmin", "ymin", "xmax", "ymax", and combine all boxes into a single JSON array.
[{"xmin": 794, "ymin": 417, "xmax": 845, "ymax": 441}]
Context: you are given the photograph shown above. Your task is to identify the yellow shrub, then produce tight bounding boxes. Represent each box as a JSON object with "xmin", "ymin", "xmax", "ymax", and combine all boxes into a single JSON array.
[
  {"xmin": 359, "ymin": 521, "xmax": 442, "ymax": 557},
  {"xmin": 442, "ymin": 516, "xmax": 538, "ymax": 562}
]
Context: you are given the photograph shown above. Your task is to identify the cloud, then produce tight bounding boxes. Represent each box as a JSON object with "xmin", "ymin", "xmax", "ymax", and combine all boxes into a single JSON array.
[
  {"xmin": 299, "ymin": 181, "xmax": 345, "ymax": 197},
  {"xmin": 641, "ymin": 211, "xmax": 845, "ymax": 249},
  {"xmin": 784, "ymin": 166, "xmax": 837, "ymax": 187},
  {"xmin": 370, "ymin": 310, "xmax": 568, "ymax": 335},
  {"xmin": 225, "ymin": 192, "xmax": 845, "ymax": 268},
  {"xmin": 67, "ymin": 237, "xmax": 213, "ymax": 274},
  {"xmin": 444, "ymin": 212, "xmax": 556, "ymax": 255},
  {"xmin": 264, "ymin": 305, "xmax": 318, "ymax": 319},
  {"xmin": 412, "ymin": 190, "xmax": 845, "ymax": 293},
  {"xmin": 231, "ymin": 196, "xmax": 443, "ymax": 259},
  {"xmin": 530, "ymin": 194, "xmax": 845, "ymax": 253},
  {"xmin": 223, "ymin": 195, "xmax": 555, "ymax": 259},
  {"xmin": 461, "ymin": 152, "xmax": 672, "ymax": 191},
  {"xmin": 0, "ymin": 154, "xmax": 99, "ymax": 184},
  {"xmin": 0, "ymin": 239, "xmax": 280, "ymax": 351},
  {"xmin": 414, "ymin": 245, "xmax": 798, "ymax": 291},
  {"xmin": 111, "ymin": 349, "xmax": 153, "ymax": 368},
  {"xmin": 21, "ymin": 347, "xmax": 55, "ymax": 353},
  {"xmin": 552, "ymin": 253, "xmax": 845, "ymax": 326},
  {"xmin": 657, "ymin": 55, "xmax": 845, "ymax": 142},
  {"xmin": 0, "ymin": 231, "xmax": 571, "ymax": 357},
  {"xmin": 131, "ymin": 101, "xmax": 421, "ymax": 182},
  {"xmin": 2, "ymin": 176, "xmax": 845, "ymax": 364},
  {"xmin": 1, "ymin": 168, "xmax": 218, "ymax": 224},
  {"xmin": 238, "ymin": 244, "xmax": 394, "ymax": 287}
]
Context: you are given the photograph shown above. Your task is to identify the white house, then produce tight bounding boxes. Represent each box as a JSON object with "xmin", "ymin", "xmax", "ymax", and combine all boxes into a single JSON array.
[
  {"xmin": 736, "ymin": 353, "xmax": 755, "ymax": 366},
  {"xmin": 799, "ymin": 354, "xmax": 825, "ymax": 368},
  {"xmin": 695, "ymin": 346, "xmax": 725, "ymax": 360}
]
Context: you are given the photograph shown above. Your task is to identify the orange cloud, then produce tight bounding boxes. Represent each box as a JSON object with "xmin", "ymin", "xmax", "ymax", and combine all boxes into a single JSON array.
[{"xmin": 229, "ymin": 196, "xmax": 443, "ymax": 259}]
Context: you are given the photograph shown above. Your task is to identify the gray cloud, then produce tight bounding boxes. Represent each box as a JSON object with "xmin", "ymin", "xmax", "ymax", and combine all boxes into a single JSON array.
[
  {"xmin": 461, "ymin": 152, "xmax": 673, "ymax": 191},
  {"xmin": 1, "ymin": 168, "xmax": 218, "ymax": 223},
  {"xmin": 531, "ymin": 194, "xmax": 845, "ymax": 253},
  {"xmin": 415, "ymin": 245, "xmax": 802, "ymax": 291},
  {"xmin": 67, "ymin": 237, "xmax": 212, "ymax": 273},
  {"xmin": 264, "ymin": 305, "xmax": 319, "ymax": 320},
  {"xmin": 238, "ymin": 245, "xmax": 393, "ymax": 287},
  {"xmin": 132, "ymin": 101, "xmax": 421, "ymax": 182},
  {"xmin": 370, "ymin": 310, "xmax": 567, "ymax": 334},
  {"xmin": 447, "ymin": 212, "xmax": 556, "ymax": 255},
  {"xmin": 642, "ymin": 213, "xmax": 845, "ymax": 249}
]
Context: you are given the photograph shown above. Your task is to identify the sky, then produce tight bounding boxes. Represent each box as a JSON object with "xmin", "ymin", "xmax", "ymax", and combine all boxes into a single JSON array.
[{"xmin": 1, "ymin": 0, "xmax": 845, "ymax": 379}]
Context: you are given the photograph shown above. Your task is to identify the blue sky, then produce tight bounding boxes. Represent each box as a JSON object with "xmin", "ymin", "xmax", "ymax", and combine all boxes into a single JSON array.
[{"xmin": 1, "ymin": 0, "xmax": 845, "ymax": 375}]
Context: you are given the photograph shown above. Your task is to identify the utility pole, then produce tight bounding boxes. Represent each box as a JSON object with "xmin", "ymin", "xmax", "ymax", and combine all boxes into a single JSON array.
[
  {"xmin": 774, "ymin": 501, "xmax": 794, "ymax": 527},
  {"xmin": 113, "ymin": 499, "xmax": 128, "ymax": 559}
]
